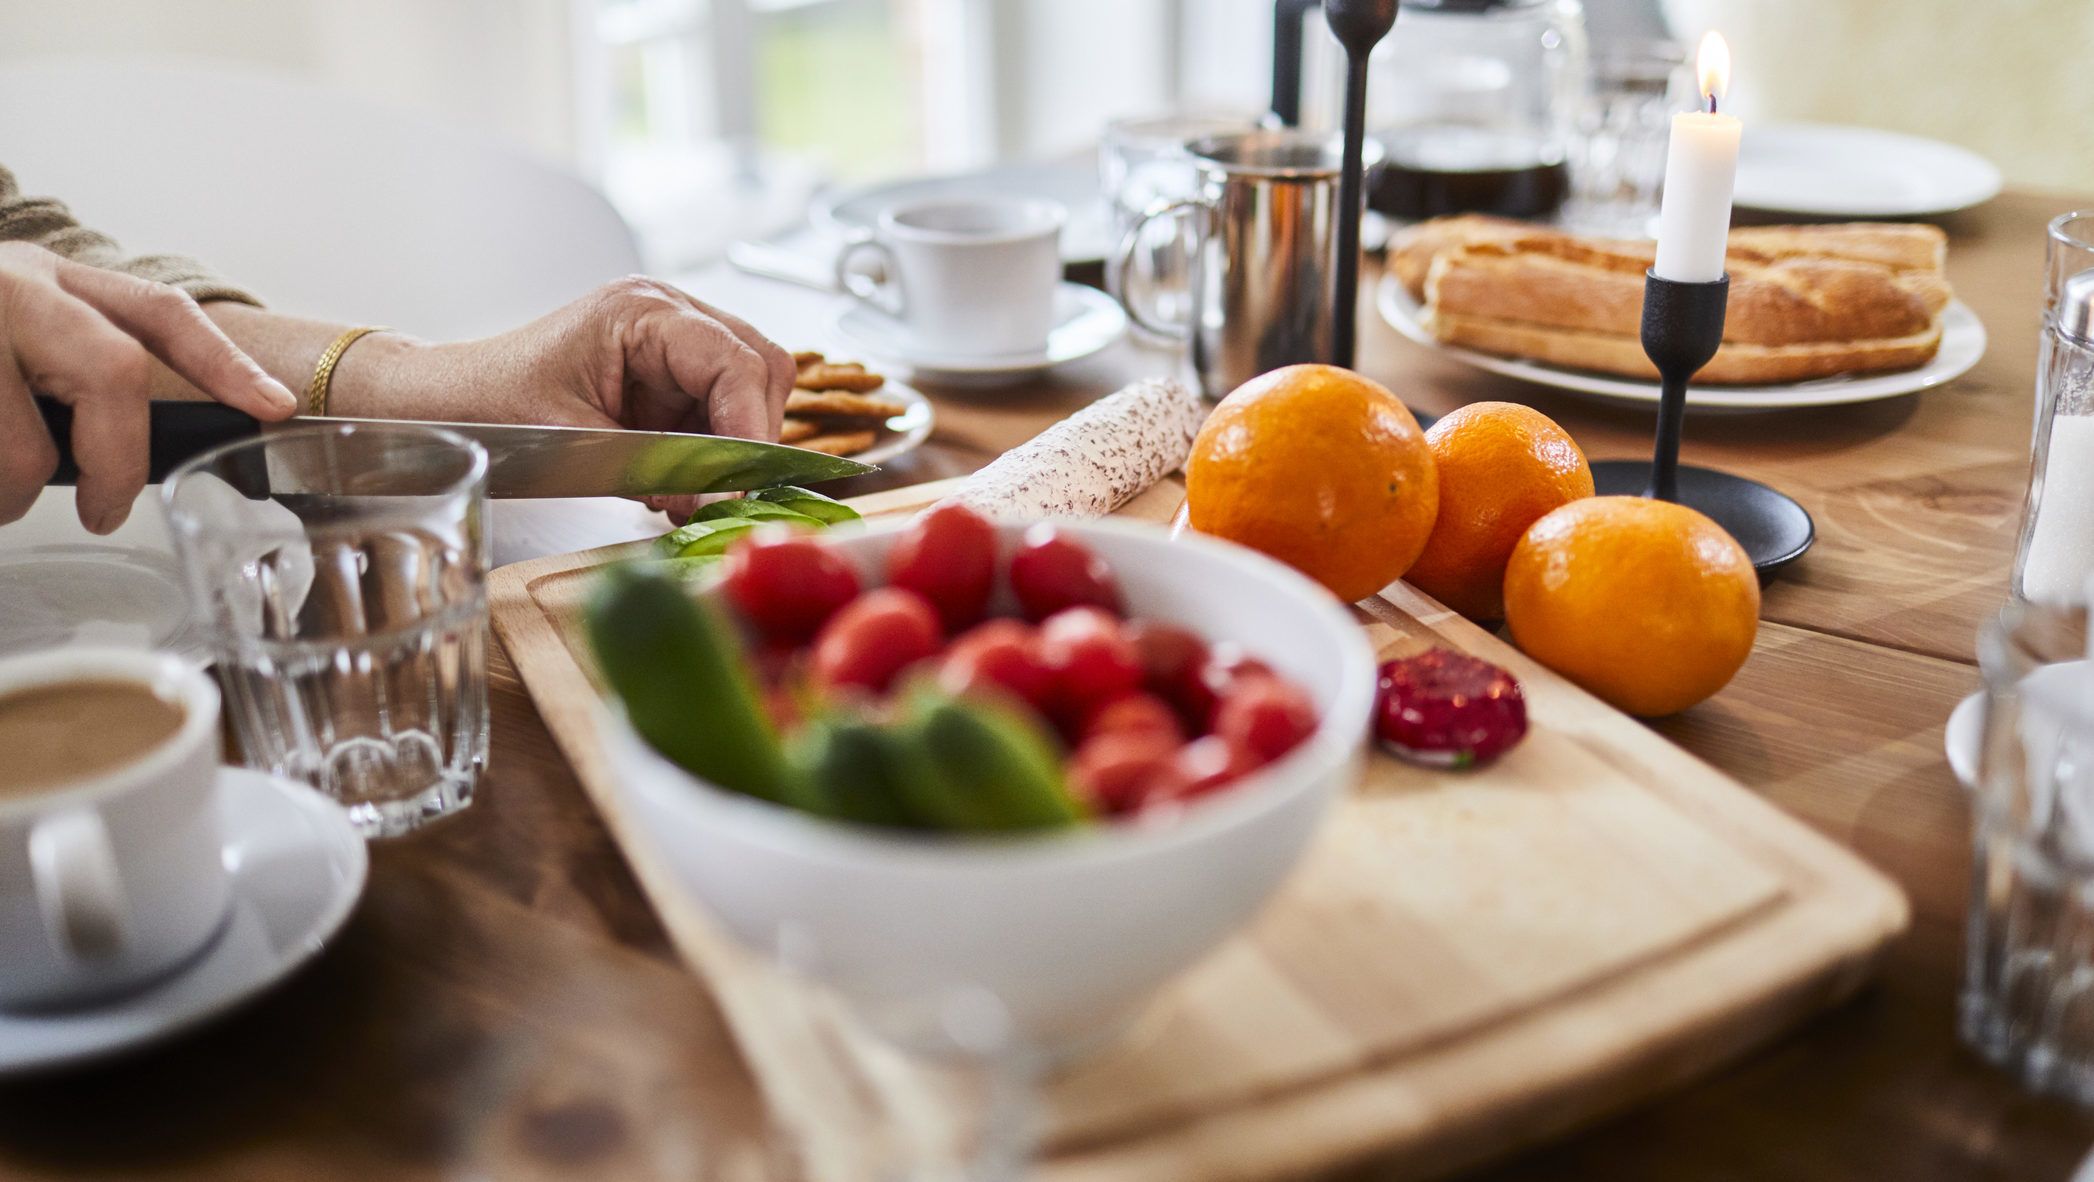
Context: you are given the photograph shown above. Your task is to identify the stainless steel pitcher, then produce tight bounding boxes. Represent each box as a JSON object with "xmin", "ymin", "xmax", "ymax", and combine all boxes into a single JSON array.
[{"xmin": 1111, "ymin": 129, "xmax": 1380, "ymax": 401}]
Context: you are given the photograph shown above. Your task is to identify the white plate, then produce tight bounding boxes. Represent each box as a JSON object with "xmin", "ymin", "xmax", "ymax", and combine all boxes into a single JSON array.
[
  {"xmin": 1735, "ymin": 123, "xmax": 2002, "ymax": 218},
  {"xmin": 834, "ymin": 283, "xmax": 1128, "ymax": 385},
  {"xmin": 0, "ymin": 767, "xmax": 367, "ymax": 1076},
  {"xmin": 815, "ymin": 160, "xmax": 1112, "ymax": 265},
  {"xmin": 1377, "ymin": 274, "xmax": 1986, "ymax": 411},
  {"xmin": 0, "ymin": 488, "xmax": 207, "ymax": 663},
  {"xmin": 847, "ymin": 377, "xmax": 936, "ymax": 467}
]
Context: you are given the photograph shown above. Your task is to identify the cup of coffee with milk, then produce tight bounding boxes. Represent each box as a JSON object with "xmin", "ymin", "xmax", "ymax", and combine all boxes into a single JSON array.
[
  {"xmin": 835, "ymin": 195, "xmax": 1065, "ymax": 358},
  {"xmin": 0, "ymin": 648, "xmax": 231, "ymax": 1008}
]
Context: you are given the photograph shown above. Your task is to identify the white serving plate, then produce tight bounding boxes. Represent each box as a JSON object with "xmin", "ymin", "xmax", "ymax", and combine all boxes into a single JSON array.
[
  {"xmin": 815, "ymin": 159, "xmax": 1113, "ymax": 266},
  {"xmin": 1735, "ymin": 122, "xmax": 2002, "ymax": 219},
  {"xmin": 1378, "ymin": 273, "xmax": 1986, "ymax": 412}
]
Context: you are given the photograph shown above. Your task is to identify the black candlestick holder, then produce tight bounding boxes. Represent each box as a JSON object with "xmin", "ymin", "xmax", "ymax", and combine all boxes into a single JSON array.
[{"xmin": 1588, "ymin": 271, "xmax": 1816, "ymax": 578}]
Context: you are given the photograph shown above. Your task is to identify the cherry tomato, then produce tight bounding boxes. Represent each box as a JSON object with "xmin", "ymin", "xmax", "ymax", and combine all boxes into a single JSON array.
[
  {"xmin": 888, "ymin": 503, "xmax": 998, "ymax": 631},
  {"xmin": 1009, "ymin": 525, "xmax": 1122, "ymax": 622},
  {"xmin": 1080, "ymin": 691, "xmax": 1184, "ymax": 745},
  {"xmin": 1161, "ymin": 735, "xmax": 1256, "ymax": 802},
  {"xmin": 1192, "ymin": 647, "xmax": 1278, "ymax": 729},
  {"xmin": 810, "ymin": 587, "xmax": 942, "ymax": 694},
  {"xmin": 1214, "ymin": 678, "xmax": 1317, "ymax": 764},
  {"xmin": 1038, "ymin": 607, "xmax": 1143, "ymax": 717},
  {"xmin": 721, "ymin": 532, "xmax": 860, "ymax": 644},
  {"xmin": 937, "ymin": 619, "xmax": 1054, "ymax": 710},
  {"xmin": 1069, "ymin": 730, "xmax": 1186, "ymax": 815},
  {"xmin": 1126, "ymin": 621, "xmax": 1212, "ymax": 726}
]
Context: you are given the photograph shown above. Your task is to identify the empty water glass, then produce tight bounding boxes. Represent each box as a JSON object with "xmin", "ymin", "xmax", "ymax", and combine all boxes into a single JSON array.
[
  {"xmin": 1100, "ymin": 111, "xmax": 1257, "ymax": 339},
  {"xmin": 163, "ymin": 422, "xmax": 490, "ymax": 837},
  {"xmin": 1561, "ymin": 40, "xmax": 1689, "ymax": 239},
  {"xmin": 2050, "ymin": 213, "xmax": 2094, "ymax": 313},
  {"xmin": 1967, "ymin": 598, "xmax": 2094, "ymax": 1102}
]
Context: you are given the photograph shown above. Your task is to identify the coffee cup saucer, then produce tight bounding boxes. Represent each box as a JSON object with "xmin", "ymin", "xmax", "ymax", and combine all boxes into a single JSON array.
[
  {"xmin": 831, "ymin": 282, "xmax": 1127, "ymax": 386},
  {"xmin": 0, "ymin": 767, "xmax": 367, "ymax": 1076}
]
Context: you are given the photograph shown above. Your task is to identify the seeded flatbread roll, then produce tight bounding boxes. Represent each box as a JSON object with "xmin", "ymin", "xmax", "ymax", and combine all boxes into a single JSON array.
[
  {"xmin": 785, "ymin": 390, "xmax": 908, "ymax": 420},
  {"xmin": 795, "ymin": 430, "xmax": 877, "ymax": 457}
]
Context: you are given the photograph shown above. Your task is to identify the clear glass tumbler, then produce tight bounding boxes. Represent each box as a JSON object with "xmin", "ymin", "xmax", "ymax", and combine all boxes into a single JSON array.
[
  {"xmin": 1560, "ymin": 39, "xmax": 1689, "ymax": 239},
  {"xmin": 1099, "ymin": 110, "xmax": 1257, "ymax": 340},
  {"xmin": 1966, "ymin": 598, "xmax": 2094, "ymax": 1102},
  {"xmin": 162, "ymin": 422, "xmax": 490, "ymax": 837},
  {"xmin": 2049, "ymin": 212, "xmax": 2094, "ymax": 314}
]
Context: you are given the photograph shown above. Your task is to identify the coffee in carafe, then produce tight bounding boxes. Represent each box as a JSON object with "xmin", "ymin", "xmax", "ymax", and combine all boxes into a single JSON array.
[{"xmin": 1370, "ymin": 127, "xmax": 1571, "ymax": 219}]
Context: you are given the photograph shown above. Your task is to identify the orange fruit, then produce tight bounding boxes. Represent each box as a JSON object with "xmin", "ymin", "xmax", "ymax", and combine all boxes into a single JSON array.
[
  {"xmin": 1186, "ymin": 364, "xmax": 1438, "ymax": 603},
  {"xmin": 1503, "ymin": 496, "xmax": 1759, "ymax": 717},
  {"xmin": 1404, "ymin": 402, "xmax": 1593, "ymax": 621}
]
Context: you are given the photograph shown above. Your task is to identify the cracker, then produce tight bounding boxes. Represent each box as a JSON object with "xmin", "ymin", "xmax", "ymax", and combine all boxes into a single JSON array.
[
  {"xmin": 794, "ymin": 430, "xmax": 877, "ymax": 457},
  {"xmin": 785, "ymin": 390, "xmax": 907, "ymax": 420},
  {"xmin": 794, "ymin": 362, "xmax": 885, "ymax": 393}
]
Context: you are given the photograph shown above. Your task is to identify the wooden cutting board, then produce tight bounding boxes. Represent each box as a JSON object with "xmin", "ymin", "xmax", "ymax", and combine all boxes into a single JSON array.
[{"xmin": 487, "ymin": 476, "xmax": 1907, "ymax": 1181}]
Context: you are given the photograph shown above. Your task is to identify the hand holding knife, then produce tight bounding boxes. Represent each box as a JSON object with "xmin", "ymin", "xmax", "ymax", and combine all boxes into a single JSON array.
[{"xmin": 33, "ymin": 395, "xmax": 875, "ymax": 500}]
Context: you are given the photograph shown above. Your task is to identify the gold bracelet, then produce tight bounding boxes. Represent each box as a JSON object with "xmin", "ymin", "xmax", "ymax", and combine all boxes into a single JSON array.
[{"xmin": 305, "ymin": 325, "xmax": 388, "ymax": 417}]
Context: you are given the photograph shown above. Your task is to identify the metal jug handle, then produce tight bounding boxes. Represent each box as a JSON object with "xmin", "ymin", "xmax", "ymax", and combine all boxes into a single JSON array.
[
  {"xmin": 1271, "ymin": 0, "xmax": 1323, "ymax": 126},
  {"xmin": 1110, "ymin": 197, "xmax": 1208, "ymax": 342}
]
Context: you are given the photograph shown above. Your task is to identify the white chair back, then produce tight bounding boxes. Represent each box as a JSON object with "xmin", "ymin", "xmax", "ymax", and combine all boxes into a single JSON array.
[{"xmin": 0, "ymin": 54, "xmax": 642, "ymax": 340}]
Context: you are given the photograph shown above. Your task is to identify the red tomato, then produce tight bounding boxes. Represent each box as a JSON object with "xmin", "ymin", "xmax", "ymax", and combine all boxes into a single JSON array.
[
  {"xmin": 937, "ymin": 619, "xmax": 1054, "ymax": 710},
  {"xmin": 1126, "ymin": 621, "xmax": 1212, "ymax": 727},
  {"xmin": 1009, "ymin": 525, "xmax": 1122, "ymax": 622},
  {"xmin": 1162, "ymin": 735, "xmax": 1256, "ymax": 802},
  {"xmin": 721, "ymin": 532, "xmax": 861, "ymax": 643},
  {"xmin": 1038, "ymin": 607, "xmax": 1143, "ymax": 716},
  {"xmin": 1214, "ymin": 678, "xmax": 1317, "ymax": 764},
  {"xmin": 1192, "ymin": 647, "xmax": 1278, "ymax": 729},
  {"xmin": 888, "ymin": 503, "xmax": 998, "ymax": 631},
  {"xmin": 1080, "ymin": 692, "xmax": 1184, "ymax": 745},
  {"xmin": 1069, "ymin": 730, "xmax": 1187, "ymax": 815},
  {"xmin": 810, "ymin": 588, "xmax": 942, "ymax": 694}
]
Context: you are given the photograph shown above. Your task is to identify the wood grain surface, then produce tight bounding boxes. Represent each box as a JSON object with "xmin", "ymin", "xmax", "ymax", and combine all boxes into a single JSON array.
[
  {"xmin": 487, "ymin": 476, "xmax": 1903, "ymax": 1181},
  {"xmin": 1, "ymin": 191, "xmax": 2088, "ymax": 1182}
]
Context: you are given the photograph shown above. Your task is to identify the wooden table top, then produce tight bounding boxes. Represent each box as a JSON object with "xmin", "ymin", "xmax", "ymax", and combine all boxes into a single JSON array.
[{"xmin": 3, "ymin": 190, "xmax": 2089, "ymax": 1182}]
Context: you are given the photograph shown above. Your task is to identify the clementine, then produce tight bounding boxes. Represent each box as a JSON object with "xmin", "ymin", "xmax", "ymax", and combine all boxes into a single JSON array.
[
  {"xmin": 1404, "ymin": 402, "xmax": 1593, "ymax": 621},
  {"xmin": 1185, "ymin": 364, "xmax": 1438, "ymax": 603},
  {"xmin": 1502, "ymin": 496, "xmax": 1759, "ymax": 717}
]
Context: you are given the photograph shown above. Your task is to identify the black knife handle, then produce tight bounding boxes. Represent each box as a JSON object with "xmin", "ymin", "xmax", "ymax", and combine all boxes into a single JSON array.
[{"xmin": 36, "ymin": 394, "xmax": 264, "ymax": 486}]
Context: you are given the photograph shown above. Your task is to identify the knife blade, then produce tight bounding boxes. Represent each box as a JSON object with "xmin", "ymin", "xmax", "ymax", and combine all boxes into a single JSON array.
[{"xmin": 34, "ymin": 395, "xmax": 876, "ymax": 497}]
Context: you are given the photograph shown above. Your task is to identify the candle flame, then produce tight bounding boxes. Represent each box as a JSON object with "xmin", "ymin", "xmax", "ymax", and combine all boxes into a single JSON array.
[{"xmin": 1697, "ymin": 32, "xmax": 1731, "ymax": 112}]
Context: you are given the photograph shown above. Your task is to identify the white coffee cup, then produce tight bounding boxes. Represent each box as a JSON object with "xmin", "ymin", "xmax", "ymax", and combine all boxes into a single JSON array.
[
  {"xmin": 0, "ymin": 648, "xmax": 231, "ymax": 1008},
  {"xmin": 836, "ymin": 196, "xmax": 1066, "ymax": 357}
]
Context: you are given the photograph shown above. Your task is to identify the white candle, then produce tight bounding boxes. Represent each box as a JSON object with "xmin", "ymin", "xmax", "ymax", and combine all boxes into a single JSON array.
[{"xmin": 1651, "ymin": 33, "xmax": 1742, "ymax": 284}]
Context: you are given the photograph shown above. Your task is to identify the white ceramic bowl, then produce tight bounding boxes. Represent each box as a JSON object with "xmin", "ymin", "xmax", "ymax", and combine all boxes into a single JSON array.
[{"xmin": 600, "ymin": 517, "xmax": 1377, "ymax": 1050}]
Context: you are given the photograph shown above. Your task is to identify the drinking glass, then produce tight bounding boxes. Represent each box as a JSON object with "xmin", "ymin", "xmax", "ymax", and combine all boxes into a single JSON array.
[
  {"xmin": 162, "ymin": 422, "xmax": 490, "ymax": 838},
  {"xmin": 1099, "ymin": 111, "xmax": 1258, "ymax": 340},
  {"xmin": 1966, "ymin": 598, "xmax": 2094, "ymax": 1102},
  {"xmin": 1560, "ymin": 39, "xmax": 1689, "ymax": 238},
  {"xmin": 2049, "ymin": 212, "xmax": 2094, "ymax": 315}
]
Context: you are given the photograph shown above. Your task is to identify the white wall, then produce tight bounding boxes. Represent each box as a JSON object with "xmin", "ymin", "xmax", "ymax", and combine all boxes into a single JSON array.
[{"xmin": 0, "ymin": 0, "xmax": 581, "ymax": 164}]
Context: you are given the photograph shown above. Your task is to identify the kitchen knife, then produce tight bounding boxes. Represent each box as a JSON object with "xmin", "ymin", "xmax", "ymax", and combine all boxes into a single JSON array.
[{"xmin": 34, "ymin": 395, "xmax": 876, "ymax": 497}]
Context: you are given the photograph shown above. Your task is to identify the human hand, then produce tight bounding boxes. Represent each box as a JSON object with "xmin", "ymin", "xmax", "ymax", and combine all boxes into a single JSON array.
[
  {"xmin": 0, "ymin": 243, "xmax": 297, "ymax": 532},
  {"xmin": 334, "ymin": 276, "xmax": 795, "ymax": 521}
]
